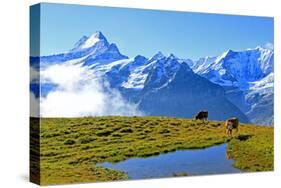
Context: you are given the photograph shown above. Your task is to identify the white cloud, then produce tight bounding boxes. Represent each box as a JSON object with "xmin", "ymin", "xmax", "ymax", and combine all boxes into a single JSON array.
[
  {"xmin": 30, "ymin": 92, "xmax": 39, "ymax": 117},
  {"xmin": 40, "ymin": 63, "xmax": 142, "ymax": 117},
  {"xmin": 264, "ymin": 42, "xmax": 274, "ymax": 50},
  {"xmin": 30, "ymin": 67, "xmax": 39, "ymax": 83}
]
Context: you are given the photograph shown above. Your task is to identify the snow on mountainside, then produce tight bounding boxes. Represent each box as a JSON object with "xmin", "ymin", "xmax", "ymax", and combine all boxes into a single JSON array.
[
  {"xmin": 246, "ymin": 72, "xmax": 274, "ymax": 108},
  {"xmin": 120, "ymin": 55, "xmax": 151, "ymax": 89},
  {"xmin": 30, "ymin": 31, "xmax": 273, "ymax": 124},
  {"xmin": 32, "ymin": 31, "xmax": 127, "ymax": 69},
  {"xmin": 142, "ymin": 53, "xmax": 193, "ymax": 91},
  {"xmin": 192, "ymin": 46, "xmax": 274, "ymax": 90},
  {"xmin": 77, "ymin": 33, "xmax": 103, "ymax": 49},
  {"xmin": 191, "ymin": 46, "xmax": 274, "ymax": 125},
  {"xmin": 71, "ymin": 31, "xmax": 109, "ymax": 51},
  {"xmin": 245, "ymin": 73, "xmax": 274, "ymax": 125},
  {"xmin": 248, "ymin": 72, "xmax": 274, "ymax": 94},
  {"xmin": 139, "ymin": 61, "xmax": 249, "ymax": 122},
  {"xmin": 99, "ymin": 51, "xmax": 192, "ymax": 90}
]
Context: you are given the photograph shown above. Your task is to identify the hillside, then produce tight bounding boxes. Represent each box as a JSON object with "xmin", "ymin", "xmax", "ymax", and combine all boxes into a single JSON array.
[{"xmin": 30, "ymin": 116, "xmax": 273, "ymax": 185}]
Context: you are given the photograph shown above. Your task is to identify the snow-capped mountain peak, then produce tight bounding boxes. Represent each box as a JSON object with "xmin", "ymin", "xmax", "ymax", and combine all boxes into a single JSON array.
[
  {"xmin": 150, "ymin": 51, "xmax": 165, "ymax": 61},
  {"xmin": 133, "ymin": 55, "xmax": 149, "ymax": 66},
  {"xmin": 72, "ymin": 31, "xmax": 109, "ymax": 51},
  {"xmin": 106, "ymin": 43, "xmax": 122, "ymax": 55},
  {"xmin": 192, "ymin": 45, "xmax": 274, "ymax": 89},
  {"xmin": 82, "ymin": 31, "xmax": 107, "ymax": 48},
  {"xmin": 167, "ymin": 53, "xmax": 177, "ymax": 60},
  {"xmin": 92, "ymin": 31, "xmax": 107, "ymax": 40},
  {"xmin": 72, "ymin": 36, "xmax": 89, "ymax": 49},
  {"xmin": 217, "ymin": 49, "xmax": 235, "ymax": 62}
]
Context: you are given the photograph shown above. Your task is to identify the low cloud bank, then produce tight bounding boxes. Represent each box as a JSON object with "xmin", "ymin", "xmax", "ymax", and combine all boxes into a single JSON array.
[
  {"xmin": 30, "ymin": 92, "xmax": 39, "ymax": 117},
  {"xmin": 39, "ymin": 63, "xmax": 142, "ymax": 117}
]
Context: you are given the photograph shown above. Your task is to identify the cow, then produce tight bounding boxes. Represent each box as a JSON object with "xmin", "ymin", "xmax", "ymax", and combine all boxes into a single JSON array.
[
  {"xmin": 195, "ymin": 111, "xmax": 208, "ymax": 121},
  {"xmin": 225, "ymin": 117, "xmax": 239, "ymax": 136}
]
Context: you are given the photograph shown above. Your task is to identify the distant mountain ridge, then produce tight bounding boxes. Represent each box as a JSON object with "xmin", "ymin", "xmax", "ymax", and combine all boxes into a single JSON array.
[
  {"xmin": 30, "ymin": 31, "xmax": 274, "ymax": 125},
  {"xmin": 190, "ymin": 46, "xmax": 274, "ymax": 125},
  {"xmin": 191, "ymin": 47, "xmax": 273, "ymax": 89}
]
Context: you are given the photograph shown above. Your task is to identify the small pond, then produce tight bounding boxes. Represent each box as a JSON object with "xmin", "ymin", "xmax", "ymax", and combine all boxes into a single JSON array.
[{"xmin": 96, "ymin": 144, "xmax": 241, "ymax": 179}]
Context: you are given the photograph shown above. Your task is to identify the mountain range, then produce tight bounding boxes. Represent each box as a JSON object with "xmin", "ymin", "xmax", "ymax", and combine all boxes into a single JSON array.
[{"xmin": 30, "ymin": 31, "xmax": 274, "ymax": 125}]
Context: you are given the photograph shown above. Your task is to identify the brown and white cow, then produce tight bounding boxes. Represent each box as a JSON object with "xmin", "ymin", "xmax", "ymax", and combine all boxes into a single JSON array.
[{"xmin": 225, "ymin": 117, "xmax": 239, "ymax": 136}]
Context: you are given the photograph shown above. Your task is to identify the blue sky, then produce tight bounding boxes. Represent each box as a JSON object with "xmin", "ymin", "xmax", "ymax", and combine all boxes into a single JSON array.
[{"xmin": 31, "ymin": 3, "xmax": 274, "ymax": 60}]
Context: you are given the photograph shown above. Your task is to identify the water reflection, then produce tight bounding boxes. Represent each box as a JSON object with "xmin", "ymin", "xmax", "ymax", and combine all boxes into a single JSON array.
[{"xmin": 96, "ymin": 144, "xmax": 241, "ymax": 179}]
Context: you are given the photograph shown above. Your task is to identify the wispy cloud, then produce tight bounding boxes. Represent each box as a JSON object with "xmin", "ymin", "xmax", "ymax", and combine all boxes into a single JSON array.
[{"xmin": 39, "ymin": 63, "xmax": 142, "ymax": 117}]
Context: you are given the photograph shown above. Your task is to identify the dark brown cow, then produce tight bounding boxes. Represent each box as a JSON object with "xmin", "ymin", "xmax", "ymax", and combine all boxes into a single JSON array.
[
  {"xmin": 195, "ymin": 111, "xmax": 208, "ymax": 121},
  {"xmin": 225, "ymin": 117, "xmax": 239, "ymax": 136}
]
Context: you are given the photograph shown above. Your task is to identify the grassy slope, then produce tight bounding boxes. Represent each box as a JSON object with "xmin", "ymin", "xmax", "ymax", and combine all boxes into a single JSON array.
[{"xmin": 32, "ymin": 116, "xmax": 273, "ymax": 185}]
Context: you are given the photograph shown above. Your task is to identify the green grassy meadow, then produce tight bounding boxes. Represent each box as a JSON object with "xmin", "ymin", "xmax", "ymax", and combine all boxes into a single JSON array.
[{"xmin": 30, "ymin": 116, "xmax": 273, "ymax": 185}]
